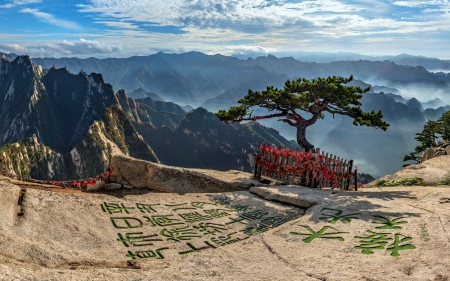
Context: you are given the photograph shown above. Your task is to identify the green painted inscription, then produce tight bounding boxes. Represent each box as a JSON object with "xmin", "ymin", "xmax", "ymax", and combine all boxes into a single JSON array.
[
  {"xmin": 290, "ymin": 226, "xmax": 348, "ymax": 243},
  {"xmin": 117, "ymin": 232, "xmax": 162, "ymax": 247},
  {"xmin": 319, "ymin": 208, "xmax": 361, "ymax": 224},
  {"xmin": 126, "ymin": 248, "xmax": 168, "ymax": 259},
  {"xmin": 354, "ymin": 231, "xmax": 416, "ymax": 256},
  {"xmin": 372, "ymin": 215, "xmax": 408, "ymax": 229},
  {"xmin": 110, "ymin": 217, "xmax": 143, "ymax": 229},
  {"xmin": 160, "ymin": 226, "xmax": 201, "ymax": 242},
  {"xmin": 354, "ymin": 230, "xmax": 392, "ymax": 254},
  {"xmin": 178, "ymin": 241, "xmax": 216, "ymax": 255}
]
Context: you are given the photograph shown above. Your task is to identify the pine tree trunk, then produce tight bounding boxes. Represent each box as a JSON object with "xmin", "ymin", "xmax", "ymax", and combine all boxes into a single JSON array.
[{"xmin": 296, "ymin": 121, "xmax": 315, "ymax": 152}]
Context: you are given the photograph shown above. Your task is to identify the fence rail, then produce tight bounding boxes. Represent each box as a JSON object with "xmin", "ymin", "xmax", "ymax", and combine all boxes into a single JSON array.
[{"xmin": 254, "ymin": 144, "xmax": 358, "ymax": 191}]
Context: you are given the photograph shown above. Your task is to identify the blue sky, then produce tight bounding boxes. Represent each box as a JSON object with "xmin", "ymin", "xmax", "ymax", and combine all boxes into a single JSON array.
[{"xmin": 0, "ymin": 0, "xmax": 449, "ymax": 59}]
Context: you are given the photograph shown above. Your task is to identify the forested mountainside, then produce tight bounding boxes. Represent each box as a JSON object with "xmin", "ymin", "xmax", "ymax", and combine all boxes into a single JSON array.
[
  {"xmin": 0, "ymin": 135, "xmax": 65, "ymax": 180},
  {"xmin": 0, "ymin": 55, "xmax": 298, "ymax": 180}
]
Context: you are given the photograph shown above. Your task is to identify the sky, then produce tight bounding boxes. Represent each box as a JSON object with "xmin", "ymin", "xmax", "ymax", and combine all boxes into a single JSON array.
[{"xmin": 0, "ymin": 0, "xmax": 449, "ymax": 59}]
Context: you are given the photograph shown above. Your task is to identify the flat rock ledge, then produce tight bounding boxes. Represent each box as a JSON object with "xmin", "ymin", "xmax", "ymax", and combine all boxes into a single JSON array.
[
  {"xmin": 1, "ymin": 171, "xmax": 449, "ymax": 281},
  {"xmin": 107, "ymin": 155, "xmax": 262, "ymax": 193},
  {"xmin": 367, "ymin": 155, "xmax": 450, "ymax": 186}
]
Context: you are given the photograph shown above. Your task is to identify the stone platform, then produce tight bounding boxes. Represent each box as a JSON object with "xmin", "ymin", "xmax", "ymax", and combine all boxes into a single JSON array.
[{"xmin": 1, "ymin": 176, "xmax": 449, "ymax": 281}]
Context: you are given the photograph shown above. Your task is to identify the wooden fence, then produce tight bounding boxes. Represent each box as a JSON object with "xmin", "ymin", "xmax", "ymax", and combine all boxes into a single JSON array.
[{"xmin": 254, "ymin": 144, "xmax": 358, "ymax": 191}]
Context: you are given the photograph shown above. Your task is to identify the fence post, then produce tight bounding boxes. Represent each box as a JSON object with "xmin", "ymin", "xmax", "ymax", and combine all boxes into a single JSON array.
[
  {"xmin": 254, "ymin": 153, "xmax": 258, "ymax": 178},
  {"xmin": 346, "ymin": 159, "xmax": 354, "ymax": 191},
  {"xmin": 354, "ymin": 171, "xmax": 358, "ymax": 191},
  {"xmin": 312, "ymin": 148, "xmax": 320, "ymax": 188},
  {"xmin": 327, "ymin": 154, "xmax": 332, "ymax": 188}
]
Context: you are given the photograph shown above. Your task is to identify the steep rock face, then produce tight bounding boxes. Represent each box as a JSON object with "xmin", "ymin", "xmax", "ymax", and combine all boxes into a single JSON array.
[
  {"xmin": 117, "ymin": 92, "xmax": 186, "ymax": 130},
  {"xmin": 0, "ymin": 56, "xmax": 161, "ymax": 180},
  {"xmin": 70, "ymin": 105, "xmax": 160, "ymax": 179},
  {"xmin": 0, "ymin": 56, "xmax": 50, "ymax": 145},
  {"xmin": 0, "ymin": 57, "xmax": 116, "ymax": 152},
  {"xmin": 136, "ymin": 107, "xmax": 299, "ymax": 173},
  {"xmin": 42, "ymin": 68, "xmax": 116, "ymax": 151},
  {"xmin": 0, "ymin": 135, "xmax": 65, "ymax": 180}
]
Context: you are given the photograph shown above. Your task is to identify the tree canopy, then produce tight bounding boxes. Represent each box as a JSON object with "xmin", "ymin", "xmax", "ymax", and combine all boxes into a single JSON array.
[
  {"xmin": 216, "ymin": 75, "xmax": 389, "ymax": 151},
  {"xmin": 403, "ymin": 111, "xmax": 450, "ymax": 166}
]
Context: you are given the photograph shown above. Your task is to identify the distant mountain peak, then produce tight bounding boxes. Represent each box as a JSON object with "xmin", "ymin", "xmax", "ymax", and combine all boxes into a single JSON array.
[{"xmin": 405, "ymin": 97, "xmax": 424, "ymax": 111}]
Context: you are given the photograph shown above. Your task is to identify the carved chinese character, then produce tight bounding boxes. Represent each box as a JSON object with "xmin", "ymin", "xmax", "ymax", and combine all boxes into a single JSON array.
[
  {"xmin": 178, "ymin": 241, "xmax": 216, "ymax": 255},
  {"xmin": 225, "ymin": 216, "xmax": 246, "ymax": 226},
  {"xmin": 136, "ymin": 203, "xmax": 160, "ymax": 213},
  {"xmin": 179, "ymin": 212, "xmax": 214, "ymax": 223},
  {"xmin": 110, "ymin": 217, "xmax": 143, "ymax": 229},
  {"xmin": 386, "ymin": 233, "xmax": 416, "ymax": 257},
  {"xmin": 210, "ymin": 197, "xmax": 231, "ymax": 206},
  {"xmin": 211, "ymin": 232, "xmax": 249, "ymax": 246},
  {"xmin": 319, "ymin": 208, "xmax": 361, "ymax": 224},
  {"xmin": 126, "ymin": 248, "xmax": 168, "ymax": 259},
  {"xmin": 191, "ymin": 202, "xmax": 217, "ymax": 209},
  {"xmin": 354, "ymin": 230, "xmax": 393, "ymax": 254},
  {"xmin": 143, "ymin": 215, "xmax": 185, "ymax": 227},
  {"xmin": 203, "ymin": 209, "xmax": 230, "ymax": 219},
  {"xmin": 240, "ymin": 210, "xmax": 269, "ymax": 221},
  {"xmin": 372, "ymin": 215, "xmax": 408, "ymax": 230},
  {"xmin": 194, "ymin": 222, "xmax": 227, "ymax": 235},
  {"xmin": 165, "ymin": 203, "xmax": 196, "ymax": 212},
  {"xmin": 240, "ymin": 224, "xmax": 270, "ymax": 236},
  {"xmin": 290, "ymin": 225, "xmax": 348, "ymax": 243},
  {"xmin": 227, "ymin": 204, "xmax": 249, "ymax": 212},
  {"xmin": 260, "ymin": 216, "xmax": 290, "ymax": 228},
  {"xmin": 117, "ymin": 232, "xmax": 162, "ymax": 247},
  {"xmin": 101, "ymin": 202, "xmax": 135, "ymax": 214},
  {"xmin": 160, "ymin": 226, "xmax": 201, "ymax": 242}
]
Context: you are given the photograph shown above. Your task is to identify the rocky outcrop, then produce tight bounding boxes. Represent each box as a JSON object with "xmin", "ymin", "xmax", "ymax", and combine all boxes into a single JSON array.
[
  {"xmin": 0, "ymin": 135, "xmax": 65, "ymax": 180},
  {"xmin": 109, "ymin": 154, "xmax": 261, "ymax": 193},
  {"xmin": 1, "ymin": 165, "xmax": 449, "ymax": 280},
  {"xmin": 420, "ymin": 140, "xmax": 450, "ymax": 163},
  {"xmin": 367, "ymin": 154, "xmax": 450, "ymax": 186}
]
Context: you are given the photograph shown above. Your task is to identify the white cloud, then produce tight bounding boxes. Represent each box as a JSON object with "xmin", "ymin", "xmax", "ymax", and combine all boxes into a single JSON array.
[
  {"xmin": 225, "ymin": 45, "xmax": 278, "ymax": 56},
  {"xmin": 391, "ymin": 0, "xmax": 449, "ymax": 8},
  {"xmin": 0, "ymin": 0, "xmax": 41, "ymax": 8},
  {"xmin": 28, "ymin": 39, "xmax": 122, "ymax": 56},
  {"xmin": 76, "ymin": 0, "xmax": 450, "ymax": 42},
  {"xmin": 77, "ymin": 0, "xmax": 358, "ymax": 31},
  {"xmin": 20, "ymin": 8, "xmax": 81, "ymax": 30},
  {"xmin": 0, "ymin": 44, "xmax": 29, "ymax": 54}
]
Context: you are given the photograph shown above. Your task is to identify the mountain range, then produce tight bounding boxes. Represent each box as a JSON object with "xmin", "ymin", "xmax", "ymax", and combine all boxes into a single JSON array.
[
  {"xmin": 1, "ymin": 51, "xmax": 450, "ymax": 179},
  {"xmin": 11, "ymin": 52, "xmax": 447, "ymax": 109}
]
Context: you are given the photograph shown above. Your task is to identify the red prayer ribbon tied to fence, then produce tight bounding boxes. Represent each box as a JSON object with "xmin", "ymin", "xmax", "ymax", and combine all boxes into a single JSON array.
[
  {"xmin": 0, "ymin": 167, "xmax": 114, "ymax": 190},
  {"xmin": 255, "ymin": 144, "xmax": 357, "ymax": 189}
]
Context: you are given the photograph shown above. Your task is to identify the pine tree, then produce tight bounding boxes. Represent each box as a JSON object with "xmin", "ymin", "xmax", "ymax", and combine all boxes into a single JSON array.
[
  {"xmin": 436, "ymin": 111, "xmax": 450, "ymax": 142},
  {"xmin": 215, "ymin": 75, "xmax": 389, "ymax": 151},
  {"xmin": 403, "ymin": 119, "xmax": 442, "ymax": 166}
]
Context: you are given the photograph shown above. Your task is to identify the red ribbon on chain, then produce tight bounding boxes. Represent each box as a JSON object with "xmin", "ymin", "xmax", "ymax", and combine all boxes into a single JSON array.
[{"xmin": 257, "ymin": 144, "xmax": 357, "ymax": 189}]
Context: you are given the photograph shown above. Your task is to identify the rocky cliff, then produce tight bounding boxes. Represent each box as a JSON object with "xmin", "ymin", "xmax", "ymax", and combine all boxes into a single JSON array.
[
  {"xmin": 0, "ymin": 56, "xmax": 298, "ymax": 180},
  {"xmin": 0, "ymin": 135, "xmax": 65, "ymax": 180}
]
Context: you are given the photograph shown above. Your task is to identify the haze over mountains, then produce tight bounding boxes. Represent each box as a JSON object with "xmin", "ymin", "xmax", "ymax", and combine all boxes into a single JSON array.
[{"xmin": 1, "ymin": 51, "xmax": 450, "ymax": 179}]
